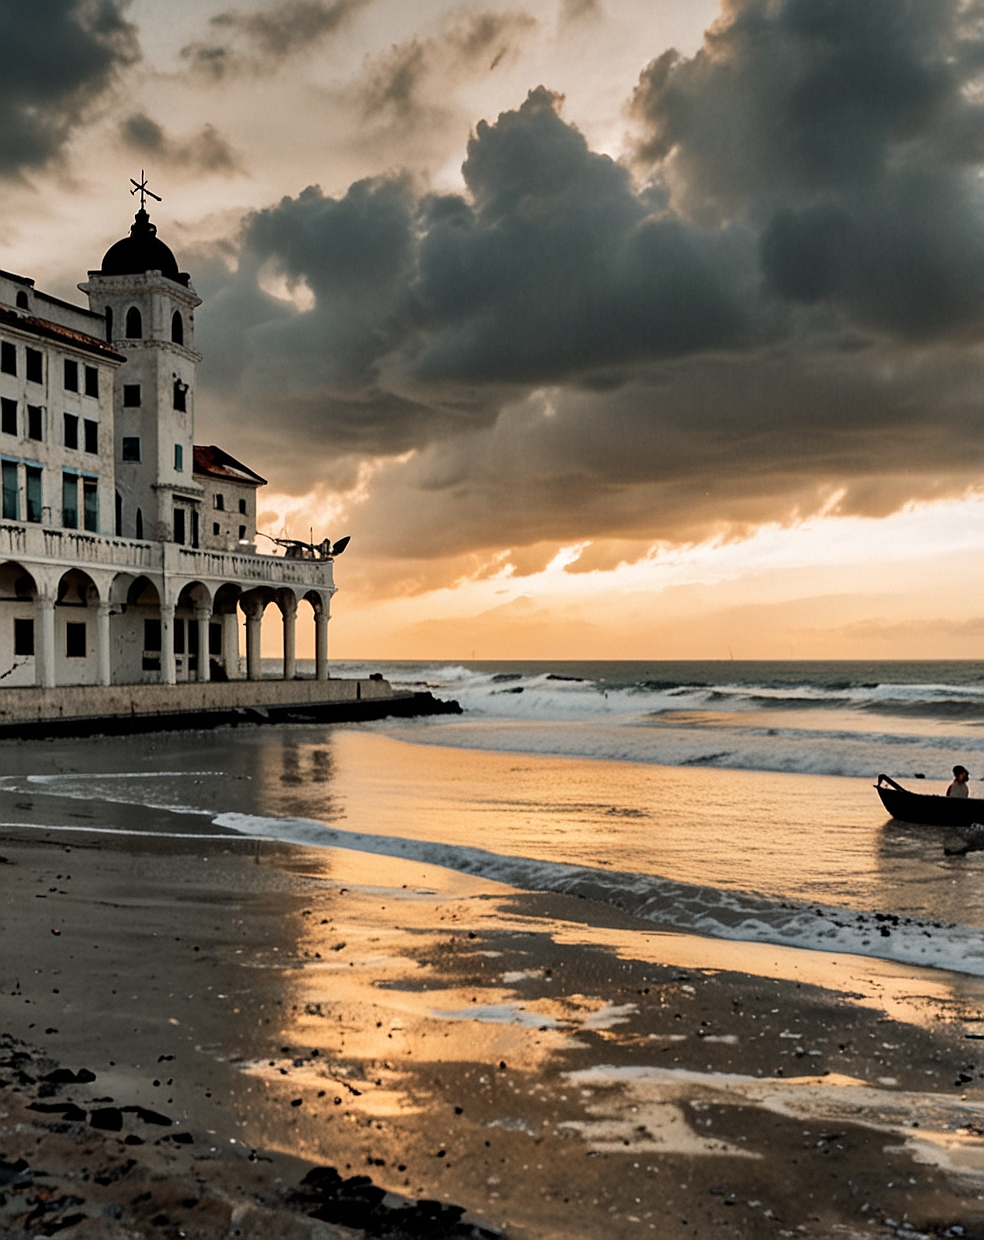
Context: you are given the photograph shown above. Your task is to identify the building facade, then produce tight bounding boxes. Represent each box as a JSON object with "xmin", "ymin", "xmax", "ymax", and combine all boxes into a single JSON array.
[{"xmin": 0, "ymin": 208, "xmax": 334, "ymax": 689}]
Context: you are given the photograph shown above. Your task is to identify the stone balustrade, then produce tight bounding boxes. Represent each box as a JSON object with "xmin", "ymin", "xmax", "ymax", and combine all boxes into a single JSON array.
[{"xmin": 0, "ymin": 520, "xmax": 334, "ymax": 593}]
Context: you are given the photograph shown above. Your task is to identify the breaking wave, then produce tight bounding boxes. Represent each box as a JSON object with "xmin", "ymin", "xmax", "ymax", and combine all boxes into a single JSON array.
[
  {"xmin": 216, "ymin": 810, "xmax": 984, "ymax": 979},
  {"xmin": 326, "ymin": 659, "xmax": 984, "ymax": 782}
]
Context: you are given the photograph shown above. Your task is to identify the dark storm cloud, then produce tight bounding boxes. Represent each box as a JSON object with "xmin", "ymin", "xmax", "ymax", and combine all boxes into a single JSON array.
[
  {"xmin": 181, "ymin": 0, "xmax": 367, "ymax": 79},
  {"xmin": 193, "ymin": 0, "xmax": 984, "ymax": 561},
  {"xmin": 410, "ymin": 88, "xmax": 756, "ymax": 384},
  {"xmin": 198, "ymin": 87, "xmax": 758, "ymax": 461},
  {"xmin": 120, "ymin": 113, "xmax": 244, "ymax": 175},
  {"xmin": 0, "ymin": 0, "xmax": 139, "ymax": 178},
  {"xmin": 348, "ymin": 343, "xmax": 984, "ymax": 558},
  {"xmin": 631, "ymin": 0, "xmax": 984, "ymax": 338}
]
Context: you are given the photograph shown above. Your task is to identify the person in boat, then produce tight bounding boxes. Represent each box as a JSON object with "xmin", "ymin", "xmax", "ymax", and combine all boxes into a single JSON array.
[{"xmin": 947, "ymin": 765, "xmax": 970, "ymax": 798}]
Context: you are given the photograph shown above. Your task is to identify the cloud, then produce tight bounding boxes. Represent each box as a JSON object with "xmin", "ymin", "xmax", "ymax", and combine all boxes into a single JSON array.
[
  {"xmin": 0, "ymin": 0, "xmax": 139, "ymax": 178},
  {"xmin": 120, "ymin": 113, "xmax": 244, "ymax": 176},
  {"xmin": 629, "ymin": 0, "xmax": 984, "ymax": 338},
  {"xmin": 196, "ymin": 87, "xmax": 759, "ymax": 464},
  {"xmin": 181, "ymin": 0, "xmax": 367, "ymax": 79},
  {"xmin": 560, "ymin": 0, "xmax": 602, "ymax": 24},
  {"xmin": 355, "ymin": 11, "xmax": 537, "ymax": 132},
  {"xmin": 188, "ymin": 0, "xmax": 984, "ymax": 567}
]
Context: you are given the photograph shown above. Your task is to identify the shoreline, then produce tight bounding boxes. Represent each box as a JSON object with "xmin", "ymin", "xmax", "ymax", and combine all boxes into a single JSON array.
[{"xmin": 3, "ymin": 819, "xmax": 984, "ymax": 1237}]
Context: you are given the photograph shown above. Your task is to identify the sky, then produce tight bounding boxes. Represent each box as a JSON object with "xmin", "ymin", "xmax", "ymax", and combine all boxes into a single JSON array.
[{"xmin": 2, "ymin": 0, "xmax": 984, "ymax": 660}]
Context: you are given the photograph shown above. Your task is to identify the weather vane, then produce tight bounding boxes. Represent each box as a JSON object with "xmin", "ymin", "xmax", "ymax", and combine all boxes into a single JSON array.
[{"xmin": 130, "ymin": 170, "xmax": 161, "ymax": 211}]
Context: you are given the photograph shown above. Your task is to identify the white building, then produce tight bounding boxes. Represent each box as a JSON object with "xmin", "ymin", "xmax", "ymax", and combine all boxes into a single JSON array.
[{"xmin": 0, "ymin": 205, "xmax": 335, "ymax": 689}]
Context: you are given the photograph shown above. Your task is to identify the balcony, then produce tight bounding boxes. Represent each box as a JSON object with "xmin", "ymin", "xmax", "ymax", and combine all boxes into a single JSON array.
[
  {"xmin": 0, "ymin": 522, "xmax": 335, "ymax": 592},
  {"xmin": 169, "ymin": 543, "xmax": 334, "ymax": 590}
]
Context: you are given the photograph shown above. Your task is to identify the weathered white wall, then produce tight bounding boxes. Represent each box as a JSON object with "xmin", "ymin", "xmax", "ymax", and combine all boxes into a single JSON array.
[
  {"xmin": 110, "ymin": 605, "xmax": 160, "ymax": 685},
  {"xmin": 196, "ymin": 473, "xmax": 257, "ymax": 552}
]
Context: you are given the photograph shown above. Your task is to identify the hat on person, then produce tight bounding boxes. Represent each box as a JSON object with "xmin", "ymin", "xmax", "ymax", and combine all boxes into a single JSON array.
[{"xmin": 954, "ymin": 765, "xmax": 969, "ymax": 777}]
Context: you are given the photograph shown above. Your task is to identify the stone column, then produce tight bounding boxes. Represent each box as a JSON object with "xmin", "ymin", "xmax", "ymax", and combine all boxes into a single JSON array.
[
  {"xmin": 160, "ymin": 603, "xmax": 176, "ymax": 685},
  {"xmin": 315, "ymin": 605, "xmax": 329, "ymax": 681},
  {"xmin": 282, "ymin": 596, "xmax": 297, "ymax": 681},
  {"xmin": 221, "ymin": 611, "xmax": 241, "ymax": 679},
  {"xmin": 35, "ymin": 594, "xmax": 56, "ymax": 688},
  {"xmin": 96, "ymin": 600, "xmax": 112, "ymax": 686},
  {"xmin": 245, "ymin": 607, "xmax": 263, "ymax": 681},
  {"xmin": 196, "ymin": 607, "xmax": 212, "ymax": 683}
]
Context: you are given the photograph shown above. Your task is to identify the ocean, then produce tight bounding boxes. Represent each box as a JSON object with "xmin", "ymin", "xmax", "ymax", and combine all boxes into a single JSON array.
[
  {"xmin": 335, "ymin": 658, "xmax": 984, "ymax": 781},
  {"xmin": 5, "ymin": 659, "xmax": 984, "ymax": 981}
]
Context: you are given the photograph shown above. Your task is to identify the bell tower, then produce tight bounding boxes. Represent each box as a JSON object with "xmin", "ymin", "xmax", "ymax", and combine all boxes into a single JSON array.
[{"xmin": 79, "ymin": 183, "xmax": 203, "ymax": 545}]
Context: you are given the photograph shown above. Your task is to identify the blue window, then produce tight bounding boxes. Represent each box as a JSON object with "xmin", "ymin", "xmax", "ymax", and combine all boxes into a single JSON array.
[
  {"xmin": 26, "ymin": 467, "xmax": 41, "ymax": 523},
  {"xmin": 2, "ymin": 461, "xmax": 18, "ymax": 520},
  {"xmin": 83, "ymin": 479, "xmax": 98, "ymax": 533},
  {"xmin": 62, "ymin": 472, "xmax": 78, "ymax": 529}
]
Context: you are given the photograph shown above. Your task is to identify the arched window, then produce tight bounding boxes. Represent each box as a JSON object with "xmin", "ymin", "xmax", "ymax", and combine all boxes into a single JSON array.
[
  {"xmin": 105, "ymin": 307, "xmax": 113, "ymax": 342},
  {"xmin": 16, "ymin": 291, "xmax": 28, "ymax": 309},
  {"xmin": 171, "ymin": 311, "xmax": 183, "ymax": 345},
  {"xmin": 135, "ymin": 508, "xmax": 143, "ymax": 540},
  {"xmin": 125, "ymin": 306, "xmax": 142, "ymax": 339},
  {"xmin": 115, "ymin": 492, "xmax": 122, "ymax": 537}
]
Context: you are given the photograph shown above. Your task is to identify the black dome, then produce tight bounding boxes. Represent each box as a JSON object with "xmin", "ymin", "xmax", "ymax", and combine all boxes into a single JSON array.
[{"xmin": 100, "ymin": 209, "xmax": 189, "ymax": 286}]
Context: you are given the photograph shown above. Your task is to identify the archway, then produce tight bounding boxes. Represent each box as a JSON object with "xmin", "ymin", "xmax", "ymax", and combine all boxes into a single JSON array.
[
  {"xmin": 175, "ymin": 581, "xmax": 213, "ymax": 683},
  {"xmin": 109, "ymin": 572, "xmax": 162, "ymax": 683},
  {"xmin": 0, "ymin": 562, "xmax": 38, "ymax": 687},
  {"xmin": 212, "ymin": 583, "xmax": 242, "ymax": 680},
  {"xmin": 303, "ymin": 589, "xmax": 330, "ymax": 681},
  {"xmin": 55, "ymin": 569, "xmax": 102, "ymax": 686},
  {"xmin": 239, "ymin": 586, "xmax": 276, "ymax": 681},
  {"xmin": 275, "ymin": 588, "xmax": 301, "ymax": 681}
]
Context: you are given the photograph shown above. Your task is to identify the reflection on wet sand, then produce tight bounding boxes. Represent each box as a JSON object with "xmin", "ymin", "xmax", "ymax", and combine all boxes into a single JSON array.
[
  {"xmin": 564, "ymin": 1065, "xmax": 984, "ymax": 1175},
  {"xmin": 234, "ymin": 845, "xmax": 984, "ymax": 1235}
]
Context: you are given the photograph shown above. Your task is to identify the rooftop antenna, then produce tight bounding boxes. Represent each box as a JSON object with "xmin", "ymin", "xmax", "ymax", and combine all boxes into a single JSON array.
[{"xmin": 130, "ymin": 170, "xmax": 161, "ymax": 212}]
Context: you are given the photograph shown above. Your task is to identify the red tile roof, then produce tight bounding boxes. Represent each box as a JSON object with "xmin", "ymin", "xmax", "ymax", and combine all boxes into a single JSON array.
[
  {"xmin": 193, "ymin": 444, "xmax": 267, "ymax": 486},
  {"xmin": 0, "ymin": 306, "xmax": 125, "ymax": 362}
]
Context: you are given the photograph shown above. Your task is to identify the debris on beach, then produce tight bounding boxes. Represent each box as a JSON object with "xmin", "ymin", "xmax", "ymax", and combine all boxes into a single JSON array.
[{"xmin": 294, "ymin": 1165, "xmax": 502, "ymax": 1237}]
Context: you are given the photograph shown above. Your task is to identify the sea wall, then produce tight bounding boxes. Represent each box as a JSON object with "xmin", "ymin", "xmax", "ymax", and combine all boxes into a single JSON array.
[
  {"xmin": 0, "ymin": 677, "xmax": 460, "ymax": 739},
  {"xmin": 0, "ymin": 677, "xmax": 393, "ymax": 723}
]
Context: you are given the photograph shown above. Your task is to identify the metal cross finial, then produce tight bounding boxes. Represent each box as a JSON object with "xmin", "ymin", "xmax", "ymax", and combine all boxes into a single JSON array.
[{"xmin": 129, "ymin": 170, "xmax": 162, "ymax": 211}]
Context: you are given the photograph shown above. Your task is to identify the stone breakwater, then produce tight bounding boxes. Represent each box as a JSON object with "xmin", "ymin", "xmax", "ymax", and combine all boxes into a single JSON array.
[{"xmin": 0, "ymin": 678, "xmax": 462, "ymax": 738}]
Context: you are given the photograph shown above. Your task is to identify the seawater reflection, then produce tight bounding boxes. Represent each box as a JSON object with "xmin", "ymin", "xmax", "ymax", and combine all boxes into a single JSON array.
[
  {"xmin": 3, "ymin": 725, "xmax": 981, "ymax": 934},
  {"xmin": 245, "ymin": 728, "xmax": 984, "ymax": 928}
]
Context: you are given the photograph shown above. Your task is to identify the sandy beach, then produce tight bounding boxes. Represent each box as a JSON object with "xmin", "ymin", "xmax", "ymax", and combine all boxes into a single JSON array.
[{"xmin": 2, "ymin": 735, "xmax": 984, "ymax": 1240}]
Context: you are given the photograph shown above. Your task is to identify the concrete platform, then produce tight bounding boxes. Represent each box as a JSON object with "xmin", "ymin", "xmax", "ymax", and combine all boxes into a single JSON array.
[{"xmin": 0, "ymin": 677, "xmax": 461, "ymax": 739}]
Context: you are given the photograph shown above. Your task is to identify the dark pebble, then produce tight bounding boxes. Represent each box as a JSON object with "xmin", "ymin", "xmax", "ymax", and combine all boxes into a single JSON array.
[{"xmin": 90, "ymin": 1108, "xmax": 123, "ymax": 1132}]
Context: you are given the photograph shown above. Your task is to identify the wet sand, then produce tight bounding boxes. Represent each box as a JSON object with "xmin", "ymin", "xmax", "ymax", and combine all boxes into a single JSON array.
[{"xmin": 3, "ymin": 817, "xmax": 984, "ymax": 1239}]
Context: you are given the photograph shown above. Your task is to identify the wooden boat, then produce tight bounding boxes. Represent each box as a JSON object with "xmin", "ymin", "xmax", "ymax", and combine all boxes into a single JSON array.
[{"xmin": 875, "ymin": 774, "xmax": 984, "ymax": 827}]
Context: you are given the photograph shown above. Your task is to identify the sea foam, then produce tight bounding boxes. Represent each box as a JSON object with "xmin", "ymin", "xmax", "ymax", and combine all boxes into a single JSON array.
[{"xmin": 215, "ymin": 811, "xmax": 984, "ymax": 978}]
